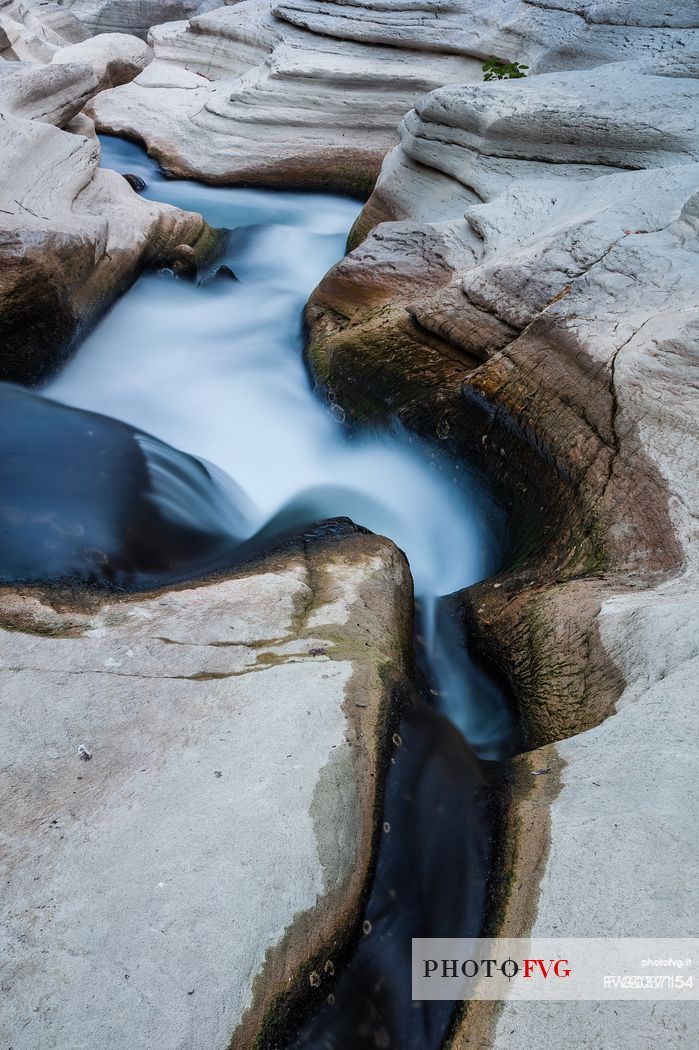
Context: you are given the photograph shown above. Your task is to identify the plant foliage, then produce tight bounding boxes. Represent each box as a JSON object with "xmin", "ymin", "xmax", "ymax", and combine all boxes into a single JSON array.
[{"xmin": 482, "ymin": 57, "xmax": 529, "ymax": 81}]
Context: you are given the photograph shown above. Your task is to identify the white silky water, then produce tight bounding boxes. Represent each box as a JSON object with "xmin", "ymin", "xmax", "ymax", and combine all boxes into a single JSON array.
[{"xmin": 43, "ymin": 136, "xmax": 513, "ymax": 758}]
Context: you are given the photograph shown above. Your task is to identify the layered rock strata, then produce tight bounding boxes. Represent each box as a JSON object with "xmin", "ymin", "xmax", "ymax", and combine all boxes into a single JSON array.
[
  {"xmin": 0, "ymin": 0, "xmax": 89, "ymax": 61},
  {"xmin": 87, "ymin": 1, "xmax": 489, "ymax": 191},
  {"xmin": 64, "ymin": 0, "xmax": 220, "ymax": 39},
  {"xmin": 1, "ymin": 2, "xmax": 697, "ymax": 1048},
  {"xmin": 0, "ymin": 0, "xmax": 218, "ymax": 48},
  {"xmin": 87, "ymin": 0, "xmax": 699, "ymax": 190},
  {"xmin": 0, "ymin": 529, "xmax": 414, "ymax": 1050},
  {"xmin": 307, "ymin": 61, "xmax": 699, "ymax": 745}
]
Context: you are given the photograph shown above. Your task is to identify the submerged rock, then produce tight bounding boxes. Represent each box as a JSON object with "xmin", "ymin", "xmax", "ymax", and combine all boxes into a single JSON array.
[
  {"xmin": 170, "ymin": 241, "xmax": 198, "ymax": 278},
  {"xmin": 0, "ymin": 383, "xmax": 252, "ymax": 588},
  {"xmin": 199, "ymin": 262, "xmax": 238, "ymax": 284},
  {"xmin": 0, "ymin": 524, "xmax": 413, "ymax": 1050},
  {"xmin": 121, "ymin": 171, "xmax": 147, "ymax": 191}
]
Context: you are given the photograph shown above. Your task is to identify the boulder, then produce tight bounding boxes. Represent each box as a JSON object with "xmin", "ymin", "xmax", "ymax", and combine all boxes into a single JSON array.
[
  {"xmin": 0, "ymin": 527, "xmax": 414, "ymax": 1050},
  {"xmin": 0, "ymin": 58, "xmax": 98, "ymax": 125},
  {"xmin": 121, "ymin": 170, "xmax": 147, "ymax": 191}
]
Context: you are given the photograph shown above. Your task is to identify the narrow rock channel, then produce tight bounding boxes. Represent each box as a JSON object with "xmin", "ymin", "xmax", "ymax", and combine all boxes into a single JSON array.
[
  {"xmin": 23, "ymin": 134, "xmax": 517, "ymax": 1048},
  {"xmin": 2, "ymin": 4, "xmax": 696, "ymax": 1049}
]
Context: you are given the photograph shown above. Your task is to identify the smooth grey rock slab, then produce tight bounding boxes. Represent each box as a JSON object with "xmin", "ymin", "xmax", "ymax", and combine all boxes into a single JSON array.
[{"xmin": 0, "ymin": 532, "xmax": 413, "ymax": 1049}]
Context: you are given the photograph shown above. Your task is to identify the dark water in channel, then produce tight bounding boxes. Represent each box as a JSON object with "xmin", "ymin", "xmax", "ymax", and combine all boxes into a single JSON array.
[{"xmin": 1, "ymin": 136, "xmax": 518, "ymax": 1048}]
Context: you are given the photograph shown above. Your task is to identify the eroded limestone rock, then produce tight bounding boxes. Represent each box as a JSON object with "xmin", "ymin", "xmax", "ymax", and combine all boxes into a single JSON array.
[
  {"xmin": 307, "ymin": 61, "xmax": 699, "ymax": 746},
  {"xmin": 2, "ymin": 4, "xmax": 697, "ymax": 1049},
  {"xmin": 86, "ymin": 0, "xmax": 699, "ymax": 188},
  {"xmin": 0, "ymin": 529, "xmax": 413, "ymax": 1050},
  {"xmin": 86, "ymin": 1, "xmax": 488, "ymax": 190},
  {"xmin": 63, "ymin": 0, "xmax": 219, "ymax": 40},
  {"xmin": 0, "ymin": 0, "xmax": 88, "ymax": 60},
  {"xmin": 51, "ymin": 32, "xmax": 153, "ymax": 93},
  {"xmin": 0, "ymin": 60, "xmax": 218, "ymax": 382},
  {"xmin": 302, "ymin": 21, "xmax": 699, "ymax": 1050}
]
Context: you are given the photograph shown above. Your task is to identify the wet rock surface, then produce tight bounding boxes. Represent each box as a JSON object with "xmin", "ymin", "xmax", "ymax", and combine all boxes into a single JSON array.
[
  {"xmin": 289, "ymin": 702, "xmax": 495, "ymax": 1050},
  {"xmin": 307, "ymin": 45, "xmax": 698, "ymax": 748},
  {"xmin": 0, "ymin": 383, "xmax": 251, "ymax": 588}
]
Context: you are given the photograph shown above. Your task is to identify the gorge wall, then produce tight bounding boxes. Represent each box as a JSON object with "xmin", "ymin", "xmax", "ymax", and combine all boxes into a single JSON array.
[
  {"xmin": 298, "ymin": 4, "xmax": 699, "ymax": 1046},
  {"xmin": 0, "ymin": 13, "xmax": 219, "ymax": 382}
]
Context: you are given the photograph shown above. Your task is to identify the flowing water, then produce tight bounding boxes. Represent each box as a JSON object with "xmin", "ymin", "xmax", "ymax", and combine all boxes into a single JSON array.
[{"xmin": 11, "ymin": 136, "xmax": 517, "ymax": 1047}]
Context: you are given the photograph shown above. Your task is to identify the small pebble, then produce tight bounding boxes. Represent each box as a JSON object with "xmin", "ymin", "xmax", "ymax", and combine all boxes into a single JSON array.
[{"xmin": 78, "ymin": 746, "xmax": 92, "ymax": 761}]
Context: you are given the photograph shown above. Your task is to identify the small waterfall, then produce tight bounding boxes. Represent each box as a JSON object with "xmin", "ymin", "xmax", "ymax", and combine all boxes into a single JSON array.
[{"xmin": 13, "ymin": 134, "xmax": 520, "ymax": 1049}]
